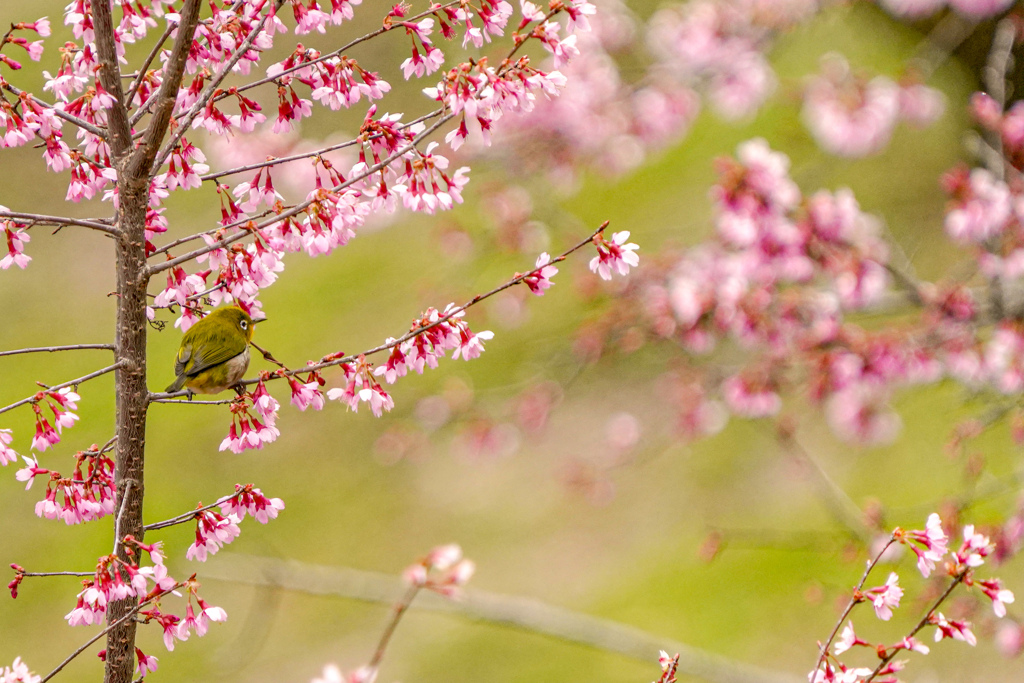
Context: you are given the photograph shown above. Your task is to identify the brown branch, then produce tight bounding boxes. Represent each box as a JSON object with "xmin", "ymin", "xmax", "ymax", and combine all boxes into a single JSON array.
[
  {"xmin": 149, "ymin": 222, "xmax": 609, "ymax": 400},
  {"xmin": 0, "ymin": 362, "xmax": 123, "ymax": 417},
  {"xmin": 125, "ymin": 22, "xmax": 177, "ymax": 124},
  {"xmin": 197, "ymin": 107, "xmax": 445, "ymax": 183},
  {"xmin": 90, "ymin": 0, "xmax": 133, "ymax": 161},
  {"xmin": 125, "ymin": 0, "xmax": 204, "ymax": 180},
  {"xmin": 144, "ymin": 491, "xmax": 238, "ymax": 531},
  {"xmin": 0, "ymin": 211, "xmax": 118, "ymax": 236},
  {"xmin": 0, "ymin": 343, "xmax": 115, "ymax": 358}
]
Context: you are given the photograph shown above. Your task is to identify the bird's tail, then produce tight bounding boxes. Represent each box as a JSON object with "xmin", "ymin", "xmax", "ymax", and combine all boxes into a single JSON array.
[{"xmin": 165, "ymin": 374, "xmax": 186, "ymax": 393}]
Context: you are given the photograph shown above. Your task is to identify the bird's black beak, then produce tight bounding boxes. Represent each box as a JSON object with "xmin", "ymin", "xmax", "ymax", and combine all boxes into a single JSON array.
[{"xmin": 253, "ymin": 317, "xmax": 268, "ymax": 324}]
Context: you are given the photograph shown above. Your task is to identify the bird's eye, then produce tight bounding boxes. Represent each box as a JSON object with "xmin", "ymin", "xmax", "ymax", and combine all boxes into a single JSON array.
[{"xmin": 240, "ymin": 320, "xmax": 248, "ymax": 330}]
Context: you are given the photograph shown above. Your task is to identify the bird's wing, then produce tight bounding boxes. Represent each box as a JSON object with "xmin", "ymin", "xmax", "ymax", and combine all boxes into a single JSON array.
[{"xmin": 178, "ymin": 326, "xmax": 247, "ymax": 377}]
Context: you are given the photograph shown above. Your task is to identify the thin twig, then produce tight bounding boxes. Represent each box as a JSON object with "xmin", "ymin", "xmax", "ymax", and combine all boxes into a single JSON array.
[
  {"xmin": 19, "ymin": 571, "xmax": 93, "ymax": 578},
  {"xmin": 0, "ymin": 211, "xmax": 119, "ymax": 236},
  {"xmin": 0, "ymin": 82, "xmax": 106, "ymax": 138},
  {"xmin": 0, "ymin": 362, "xmax": 123, "ymax": 417},
  {"xmin": 0, "ymin": 344, "xmax": 115, "ymax": 358},
  {"xmin": 368, "ymin": 585, "xmax": 421, "ymax": 671},
  {"xmin": 197, "ymin": 107, "xmax": 446, "ymax": 183},
  {"xmin": 125, "ymin": 22, "xmax": 176, "ymax": 124},
  {"xmin": 113, "ymin": 480, "xmax": 133, "ymax": 556},
  {"xmin": 781, "ymin": 436, "xmax": 872, "ymax": 544},
  {"xmin": 144, "ymin": 492, "xmax": 238, "ymax": 531},
  {"xmin": 911, "ymin": 13, "xmax": 976, "ymax": 79}
]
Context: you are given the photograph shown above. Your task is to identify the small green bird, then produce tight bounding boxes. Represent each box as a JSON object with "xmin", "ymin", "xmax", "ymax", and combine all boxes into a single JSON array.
[{"xmin": 165, "ymin": 306, "xmax": 260, "ymax": 395}]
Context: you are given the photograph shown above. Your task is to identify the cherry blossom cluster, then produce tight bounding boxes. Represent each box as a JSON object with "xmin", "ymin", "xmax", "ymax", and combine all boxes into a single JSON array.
[
  {"xmin": 219, "ymin": 383, "xmax": 279, "ymax": 454},
  {"xmin": 13, "ymin": 442, "xmax": 115, "ymax": 525},
  {"xmin": 134, "ymin": 575, "xmax": 227, "ymax": 661},
  {"xmin": 973, "ymin": 90, "xmax": 1024, "ymax": 173},
  {"xmin": 63, "ymin": 539, "xmax": 178, "ymax": 630},
  {"xmin": 578, "ymin": 133, "xmax": 1024, "ymax": 447},
  {"xmin": 185, "ymin": 484, "xmax": 285, "ymax": 561},
  {"xmin": 482, "ymin": 0, "xmax": 819, "ymax": 183},
  {"xmin": 402, "ymin": 543, "xmax": 475, "ymax": 598},
  {"xmin": 0, "ymin": 658, "xmax": 40, "ymax": 683},
  {"xmin": 27, "ymin": 387, "xmax": 80, "ymax": 452},
  {"xmin": 811, "ymin": 514, "xmax": 1014, "ymax": 683},
  {"xmin": 802, "ymin": 53, "xmax": 944, "ymax": 158}
]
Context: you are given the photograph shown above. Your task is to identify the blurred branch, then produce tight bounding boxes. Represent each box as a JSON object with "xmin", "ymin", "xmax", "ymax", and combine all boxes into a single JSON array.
[
  {"xmin": 982, "ymin": 17, "xmax": 1016, "ymax": 182},
  {"xmin": 205, "ymin": 554, "xmax": 801, "ymax": 683},
  {"xmin": 912, "ymin": 12, "xmax": 976, "ymax": 79},
  {"xmin": 779, "ymin": 435, "xmax": 873, "ymax": 545},
  {"xmin": 0, "ymin": 343, "xmax": 115, "ymax": 358}
]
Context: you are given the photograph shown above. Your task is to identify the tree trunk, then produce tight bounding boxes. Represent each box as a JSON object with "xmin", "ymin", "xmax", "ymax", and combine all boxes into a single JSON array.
[{"xmin": 104, "ymin": 181, "xmax": 151, "ymax": 683}]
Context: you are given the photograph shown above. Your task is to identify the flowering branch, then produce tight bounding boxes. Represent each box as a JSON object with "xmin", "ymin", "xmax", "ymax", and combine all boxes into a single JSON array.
[
  {"xmin": 226, "ymin": 0, "xmax": 463, "ymax": 100},
  {"xmin": 861, "ymin": 570, "xmax": 969, "ymax": 683},
  {"xmin": 124, "ymin": 22, "xmax": 177, "ymax": 125},
  {"xmin": 146, "ymin": 112, "xmax": 456, "ymax": 276},
  {"xmin": 811, "ymin": 535, "xmax": 897, "ymax": 677},
  {"xmin": 37, "ymin": 582, "xmax": 185, "ymax": 683},
  {"xmin": 150, "ymin": 221, "xmax": 610, "ymax": 402}
]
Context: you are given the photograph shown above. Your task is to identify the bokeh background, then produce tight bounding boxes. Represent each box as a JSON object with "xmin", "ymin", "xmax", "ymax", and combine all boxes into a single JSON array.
[{"xmin": 1, "ymin": 1, "xmax": 1022, "ymax": 682}]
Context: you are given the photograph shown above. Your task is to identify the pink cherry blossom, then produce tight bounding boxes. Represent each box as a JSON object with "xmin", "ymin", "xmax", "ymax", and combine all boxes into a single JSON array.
[
  {"xmin": 590, "ymin": 230, "xmax": 639, "ymax": 280},
  {"xmin": 865, "ymin": 572, "xmax": 903, "ymax": 621}
]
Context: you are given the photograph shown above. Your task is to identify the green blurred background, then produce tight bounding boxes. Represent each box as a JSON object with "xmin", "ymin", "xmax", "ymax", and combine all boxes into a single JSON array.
[{"xmin": 1, "ymin": 1, "xmax": 1022, "ymax": 681}]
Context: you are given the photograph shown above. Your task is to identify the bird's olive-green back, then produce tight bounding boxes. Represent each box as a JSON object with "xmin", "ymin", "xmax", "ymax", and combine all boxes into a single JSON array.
[{"xmin": 174, "ymin": 307, "xmax": 253, "ymax": 378}]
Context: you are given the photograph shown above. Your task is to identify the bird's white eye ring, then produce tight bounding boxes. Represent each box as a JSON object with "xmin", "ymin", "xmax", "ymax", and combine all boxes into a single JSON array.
[{"xmin": 240, "ymin": 320, "xmax": 248, "ymax": 330}]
